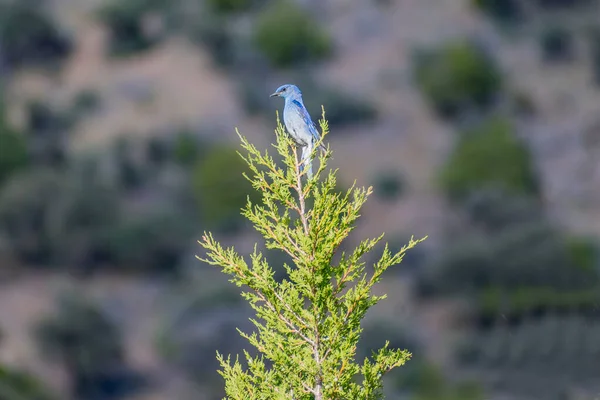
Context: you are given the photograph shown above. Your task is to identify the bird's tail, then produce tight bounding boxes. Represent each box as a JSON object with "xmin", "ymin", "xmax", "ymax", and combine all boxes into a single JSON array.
[{"xmin": 301, "ymin": 144, "xmax": 314, "ymax": 179}]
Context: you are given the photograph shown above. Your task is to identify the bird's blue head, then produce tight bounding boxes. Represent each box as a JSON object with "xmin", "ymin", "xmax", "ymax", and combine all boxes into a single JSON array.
[{"xmin": 270, "ymin": 84, "xmax": 302, "ymax": 100}]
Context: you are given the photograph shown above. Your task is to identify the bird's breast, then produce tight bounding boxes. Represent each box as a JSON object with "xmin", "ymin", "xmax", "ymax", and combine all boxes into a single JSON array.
[{"xmin": 283, "ymin": 109, "xmax": 309, "ymax": 146}]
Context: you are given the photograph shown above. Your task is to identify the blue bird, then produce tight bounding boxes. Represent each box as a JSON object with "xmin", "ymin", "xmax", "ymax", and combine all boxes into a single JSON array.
[{"xmin": 270, "ymin": 84, "xmax": 325, "ymax": 178}]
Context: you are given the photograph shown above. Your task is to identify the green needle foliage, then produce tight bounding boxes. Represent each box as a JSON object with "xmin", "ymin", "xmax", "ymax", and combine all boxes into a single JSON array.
[{"xmin": 198, "ymin": 110, "xmax": 426, "ymax": 399}]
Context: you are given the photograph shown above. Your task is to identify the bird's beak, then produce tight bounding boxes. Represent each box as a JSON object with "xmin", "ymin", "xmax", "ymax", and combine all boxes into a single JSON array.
[{"xmin": 270, "ymin": 91, "xmax": 280, "ymax": 98}]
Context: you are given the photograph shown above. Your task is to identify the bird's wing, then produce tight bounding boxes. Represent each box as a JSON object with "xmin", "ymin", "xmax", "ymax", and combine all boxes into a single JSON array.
[
  {"xmin": 292, "ymin": 100, "xmax": 326, "ymax": 151},
  {"xmin": 292, "ymin": 100, "xmax": 321, "ymax": 140}
]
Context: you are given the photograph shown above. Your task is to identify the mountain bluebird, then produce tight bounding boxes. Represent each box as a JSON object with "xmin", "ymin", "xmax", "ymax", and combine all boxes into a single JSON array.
[{"xmin": 270, "ymin": 84, "xmax": 325, "ymax": 178}]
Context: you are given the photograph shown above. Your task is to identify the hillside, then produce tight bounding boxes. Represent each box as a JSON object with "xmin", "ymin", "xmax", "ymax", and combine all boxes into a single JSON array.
[{"xmin": 0, "ymin": 0, "xmax": 599, "ymax": 399}]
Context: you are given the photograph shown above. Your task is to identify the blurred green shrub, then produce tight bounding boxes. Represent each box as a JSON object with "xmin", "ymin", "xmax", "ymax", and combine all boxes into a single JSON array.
[
  {"xmin": 34, "ymin": 292, "xmax": 144, "ymax": 400},
  {"xmin": 254, "ymin": 1, "xmax": 332, "ymax": 68},
  {"xmin": 413, "ymin": 40, "xmax": 503, "ymax": 118},
  {"xmin": 145, "ymin": 136, "xmax": 170, "ymax": 168},
  {"xmin": 0, "ymin": 365, "xmax": 57, "ymax": 400},
  {"xmin": 172, "ymin": 130, "xmax": 206, "ymax": 167},
  {"xmin": 112, "ymin": 136, "xmax": 147, "ymax": 190},
  {"xmin": 439, "ymin": 118, "xmax": 538, "ymax": 201},
  {"xmin": 35, "ymin": 295, "xmax": 120, "ymax": 354},
  {"xmin": 478, "ymin": 286, "xmax": 600, "ymax": 321},
  {"xmin": 410, "ymin": 362, "xmax": 485, "ymax": 400},
  {"xmin": 454, "ymin": 332, "xmax": 484, "ymax": 365},
  {"xmin": 98, "ymin": 0, "xmax": 167, "ymax": 57},
  {"xmin": 206, "ymin": 0, "xmax": 253, "ymax": 14},
  {"xmin": 0, "ymin": 169, "xmax": 67, "ymax": 265},
  {"xmin": 471, "ymin": 0, "xmax": 522, "ymax": 23},
  {"xmin": 458, "ymin": 314, "xmax": 600, "ymax": 382},
  {"xmin": 70, "ymin": 89, "xmax": 102, "ymax": 118},
  {"xmin": 187, "ymin": 14, "xmax": 237, "ymax": 67},
  {"xmin": 26, "ymin": 100, "xmax": 74, "ymax": 134},
  {"xmin": 54, "ymin": 167, "xmax": 122, "ymax": 268},
  {"xmin": 422, "ymin": 220, "xmax": 599, "ymax": 300},
  {"xmin": 192, "ymin": 145, "xmax": 258, "ymax": 232},
  {"xmin": 0, "ymin": 162, "xmax": 122, "ymax": 268},
  {"xmin": 34, "ymin": 291, "xmax": 123, "ymax": 376},
  {"xmin": 477, "ymin": 326, "xmax": 511, "ymax": 366},
  {"xmin": 0, "ymin": 133, "xmax": 200, "ymax": 273},
  {"xmin": 491, "ymin": 222, "xmax": 597, "ymax": 289},
  {"xmin": 104, "ymin": 209, "xmax": 195, "ymax": 274},
  {"xmin": 25, "ymin": 100, "xmax": 74, "ymax": 169},
  {"xmin": 448, "ymin": 381, "xmax": 485, "ymax": 400},
  {"xmin": 0, "ymin": 0, "xmax": 72, "ymax": 68},
  {"xmin": 0, "ymin": 111, "xmax": 28, "ymax": 189},
  {"xmin": 407, "ymin": 362, "xmax": 445, "ymax": 397},
  {"xmin": 539, "ymin": 25, "xmax": 574, "ymax": 63},
  {"xmin": 117, "ymin": 159, "xmax": 145, "ymax": 190},
  {"xmin": 463, "ymin": 189, "xmax": 543, "ymax": 232},
  {"xmin": 372, "ymin": 169, "xmax": 406, "ymax": 201},
  {"xmin": 421, "ymin": 234, "xmax": 492, "ymax": 294},
  {"xmin": 566, "ymin": 236, "xmax": 598, "ymax": 272}
]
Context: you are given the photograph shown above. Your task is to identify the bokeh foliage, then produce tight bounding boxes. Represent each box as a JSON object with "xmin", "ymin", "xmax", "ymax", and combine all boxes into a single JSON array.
[
  {"xmin": 192, "ymin": 145, "xmax": 259, "ymax": 232},
  {"xmin": 0, "ymin": 365, "xmax": 57, "ymax": 400},
  {"xmin": 439, "ymin": 118, "xmax": 538, "ymax": 201},
  {"xmin": 206, "ymin": 0, "xmax": 255, "ymax": 14},
  {"xmin": 97, "ymin": 0, "xmax": 169, "ymax": 57},
  {"xmin": 33, "ymin": 292, "xmax": 144, "ymax": 400},
  {"xmin": 0, "ymin": 103, "xmax": 28, "ymax": 189},
  {"xmin": 254, "ymin": 1, "xmax": 332, "ymax": 67},
  {"xmin": 413, "ymin": 40, "xmax": 503, "ymax": 118},
  {"xmin": 0, "ymin": 0, "xmax": 72, "ymax": 69}
]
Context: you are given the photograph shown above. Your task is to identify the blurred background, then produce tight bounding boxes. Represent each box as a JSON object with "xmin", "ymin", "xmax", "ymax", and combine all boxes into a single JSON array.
[{"xmin": 0, "ymin": 0, "xmax": 599, "ymax": 399}]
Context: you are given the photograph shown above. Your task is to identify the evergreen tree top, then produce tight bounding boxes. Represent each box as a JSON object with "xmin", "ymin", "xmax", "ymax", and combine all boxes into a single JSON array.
[{"xmin": 198, "ymin": 109, "xmax": 427, "ymax": 399}]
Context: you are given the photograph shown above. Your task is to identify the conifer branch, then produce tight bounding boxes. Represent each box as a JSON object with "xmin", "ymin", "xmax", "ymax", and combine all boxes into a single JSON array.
[{"xmin": 198, "ymin": 112, "xmax": 427, "ymax": 399}]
